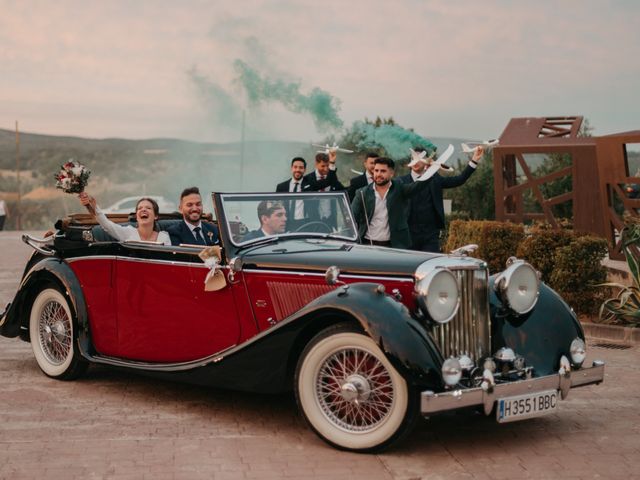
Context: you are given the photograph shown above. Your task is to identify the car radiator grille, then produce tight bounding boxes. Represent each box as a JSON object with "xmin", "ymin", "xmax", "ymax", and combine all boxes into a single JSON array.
[{"xmin": 430, "ymin": 267, "xmax": 491, "ymax": 362}]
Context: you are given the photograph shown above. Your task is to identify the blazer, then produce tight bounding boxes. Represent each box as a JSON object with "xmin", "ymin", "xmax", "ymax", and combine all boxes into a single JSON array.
[
  {"xmin": 302, "ymin": 170, "xmax": 345, "ymax": 225},
  {"xmin": 275, "ymin": 177, "xmax": 315, "ymax": 193},
  {"xmin": 350, "ymin": 179, "xmax": 430, "ymax": 249},
  {"xmin": 165, "ymin": 220, "xmax": 219, "ymax": 246},
  {"xmin": 347, "ymin": 173, "xmax": 368, "ymax": 202},
  {"xmin": 242, "ymin": 228, "xmax": 265, "ymax": 242},
  {"xmin": 398, "ymin": 164, "xmax": 476, "ymax": 230}
]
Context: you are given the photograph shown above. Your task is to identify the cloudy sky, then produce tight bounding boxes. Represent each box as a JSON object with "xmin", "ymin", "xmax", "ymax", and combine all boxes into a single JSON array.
[{"xmin": 1, "ymin": 0, "xmax": 638, "ymax": 143}]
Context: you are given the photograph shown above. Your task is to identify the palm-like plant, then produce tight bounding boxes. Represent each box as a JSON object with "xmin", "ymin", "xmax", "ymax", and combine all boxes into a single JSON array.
[{"xmin": 599, "ymin": 222, "xmax": 640, "ymax": 326}]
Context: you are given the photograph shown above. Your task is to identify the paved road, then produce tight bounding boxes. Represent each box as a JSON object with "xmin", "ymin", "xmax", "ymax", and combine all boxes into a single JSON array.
[{"xmin": 1, "ymin": 231, "xmax": 639, "ymax": 479}]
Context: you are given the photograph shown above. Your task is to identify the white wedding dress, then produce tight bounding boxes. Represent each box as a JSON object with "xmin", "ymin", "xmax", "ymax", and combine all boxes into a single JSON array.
[{"xmin": 94, "ymin": 206, "xmax": 171, "ymax": 245}]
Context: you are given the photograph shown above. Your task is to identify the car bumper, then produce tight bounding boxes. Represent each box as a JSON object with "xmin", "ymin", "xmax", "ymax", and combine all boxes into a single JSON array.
[{"xmin": 421, "ymin": 360, "xmax": 605, "ymax": 416}]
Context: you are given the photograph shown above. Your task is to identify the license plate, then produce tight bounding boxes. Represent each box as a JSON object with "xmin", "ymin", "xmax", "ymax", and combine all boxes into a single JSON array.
[{"xmin": 496, "ymin": 389, "xmax": 558, "ymax": 423}]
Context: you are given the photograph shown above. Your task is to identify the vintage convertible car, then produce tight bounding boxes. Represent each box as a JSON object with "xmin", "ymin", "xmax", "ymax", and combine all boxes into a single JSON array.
[{"xmin": 0, "ymin": 192, "xmax": 605, "ymax": 452}]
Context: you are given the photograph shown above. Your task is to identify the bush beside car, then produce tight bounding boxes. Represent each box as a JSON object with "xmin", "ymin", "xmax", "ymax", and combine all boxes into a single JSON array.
[
  {"xmin": 443, "ymin": 220, "xmax": 525, "ymax": 273},
  {"xmin": 445, "ymin": 220, "xmax": 608, "ymax": 316}
]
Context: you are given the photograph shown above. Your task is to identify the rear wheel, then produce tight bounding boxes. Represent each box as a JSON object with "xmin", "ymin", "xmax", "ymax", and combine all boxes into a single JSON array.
[
  {"xmin": 295, "ymin": 324, "xmax": 418, "ymax": 452},
  {"xmin": 29, "ymin": 286, "xmax": 87, "ymax": 380}
]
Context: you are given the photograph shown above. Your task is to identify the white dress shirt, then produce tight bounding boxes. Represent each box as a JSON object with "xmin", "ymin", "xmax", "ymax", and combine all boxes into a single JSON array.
[
  {"xmin": 315, "ymin": 170, "xmax": 332, "ymax": 219},
  {"xmin": 364, "ymin": 185, "xmax": 391, "ymax": 242},
  {"xmin": 289, "ymin": 179, "xmax": 305, "ymax": 220}
]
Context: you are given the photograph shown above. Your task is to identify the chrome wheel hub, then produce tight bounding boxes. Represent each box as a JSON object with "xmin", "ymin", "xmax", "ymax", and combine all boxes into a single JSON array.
[
  {"xmin": 315, "ymin": 347, "xmax": 395, "ymax": 432},
  {"xmin": 340, "ymin": 374, "xmax": 371, "ymax": 404}
]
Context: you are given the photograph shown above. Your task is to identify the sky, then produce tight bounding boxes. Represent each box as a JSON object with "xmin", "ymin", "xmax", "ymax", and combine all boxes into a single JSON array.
[{"xmin": 1, "ymin": 0, "xmax": 639, "ymax": 144}]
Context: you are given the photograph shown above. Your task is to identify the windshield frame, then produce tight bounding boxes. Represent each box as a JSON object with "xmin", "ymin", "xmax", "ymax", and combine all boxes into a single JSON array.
[{"xmin": 217, "ymin": 192, "xmax": 359, "ymax": 248}]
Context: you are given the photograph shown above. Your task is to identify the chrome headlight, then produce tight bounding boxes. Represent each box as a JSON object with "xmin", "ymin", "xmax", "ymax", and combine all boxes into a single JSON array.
[
  {"xmin": 442, "ymin": 357, "xmax": 462, "ymax": 386},
  {"xmin": 415, "ymin": 268, "xmax": 460, "ymax": 324},
  {"xmin": 495, "ymin": 258, "xmax": 540, "ymax": 314},
  {"xmin": 570, "ymin": 338, "xmax": 586, "ymax": 367}
]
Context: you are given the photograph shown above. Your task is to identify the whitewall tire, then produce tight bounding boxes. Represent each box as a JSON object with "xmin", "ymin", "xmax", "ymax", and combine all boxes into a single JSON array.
[
  {"xmin": 295, "ymin": 324, "xmax": 417, "ymax": 452},
  {"xmin": 29, "ymin": 286, "xmax": 86, "ymax": 380}
]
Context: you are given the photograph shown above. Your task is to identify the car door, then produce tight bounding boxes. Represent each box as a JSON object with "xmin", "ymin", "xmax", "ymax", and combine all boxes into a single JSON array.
[{"xmin": 113, "ymin": 244, "xmax": 241, "ymax": 362}]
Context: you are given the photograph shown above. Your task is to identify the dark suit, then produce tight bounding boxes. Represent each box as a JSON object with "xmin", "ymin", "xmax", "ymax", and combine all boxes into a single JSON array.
[
  {"xmin": 399, "ymin": 164, "xmax": 476, "ymax": 252},
  {"xmin": 275, "ymin": 177, "xmax": 315, "ymax": 193},
  {"xmin": 166, "ymin": 220, "xmax": 219, "ymax": 246},
  {"xmin": 350, "ymin": 179, "xmax": 430, "ymax": 250},
  {"xmin": 347, "ymin": 173, "xmax": 369, "ymax": 202},
  {"xmin": 275, "ymin": 176, "xmax": 329, "ymax": 230},
  {"xmin": 242, "ymin": 228, "xmax": 266, "ymax": 242},
  {"xmin": 303, "ymin": 170, "xmax": 345, "ymax": 228}
]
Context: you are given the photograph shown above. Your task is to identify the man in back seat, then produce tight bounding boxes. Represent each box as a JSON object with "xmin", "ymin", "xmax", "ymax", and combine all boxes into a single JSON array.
[{"xmin": 166, "ymin": 187, "xmax": 219, "ymax": 246}]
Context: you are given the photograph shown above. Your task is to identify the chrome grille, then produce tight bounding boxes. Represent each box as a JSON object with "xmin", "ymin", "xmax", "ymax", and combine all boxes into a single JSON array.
[{"xmin": 431, "ymin": 267, "xmax": 491, "ymax": 362}]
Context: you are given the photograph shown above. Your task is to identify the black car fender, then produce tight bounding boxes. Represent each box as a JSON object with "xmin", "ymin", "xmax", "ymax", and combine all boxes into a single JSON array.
[
  {"xmin": 489, "ymin": 276, "xmax": 584, "ymax": 375},
  {"xmin": 0, "ymin": 256, "xmax": 90, "ymax": 353},
  {"xmin": 291, "ymin": 282, "xmax": 444, "ymax": 389}
]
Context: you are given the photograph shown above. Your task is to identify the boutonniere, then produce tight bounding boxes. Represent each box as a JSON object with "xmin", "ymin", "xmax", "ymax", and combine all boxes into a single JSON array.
[{"xmin": 207, "ymin": 231, "xmax": 214, "ymax": 243}]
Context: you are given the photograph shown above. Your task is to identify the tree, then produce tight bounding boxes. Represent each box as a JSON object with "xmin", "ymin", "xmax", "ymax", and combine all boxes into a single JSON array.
[{"xmin": 444, "ymin": 153, "xmax": 495, "ymax": 220}]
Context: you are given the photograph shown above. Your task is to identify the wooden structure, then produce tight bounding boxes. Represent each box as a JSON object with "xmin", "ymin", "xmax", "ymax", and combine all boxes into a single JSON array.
[
  {"xmin": 493, "ymin": 116, "xmax": 640, "ymax": 259},
  {"xmin": 596, "ymin": 130, "xmax": 640, "ymax": 259}
]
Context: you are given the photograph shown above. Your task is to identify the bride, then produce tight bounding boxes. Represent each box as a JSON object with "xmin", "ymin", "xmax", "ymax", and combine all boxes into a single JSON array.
[{"xmin": 79, "ymin": 192, "xmax": 171, "ymax": 245}]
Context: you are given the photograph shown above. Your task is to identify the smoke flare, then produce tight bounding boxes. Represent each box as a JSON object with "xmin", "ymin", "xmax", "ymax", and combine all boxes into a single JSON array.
[
  {"xmin": 351, "ymin": 121, "xmax": 437, "ymax": 160},
  {"xmin": 188, "ymin": 67, "xmax": 242, "ymax": 125},
  {"xmin": 233, "ymin": 60, "xmax": 343, "ymax": 131}
]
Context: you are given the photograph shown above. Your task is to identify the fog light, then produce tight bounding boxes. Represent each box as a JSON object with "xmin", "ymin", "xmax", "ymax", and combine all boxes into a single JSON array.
[
  {"xmin": 570, "ymin": 338, "xmax": 586, "ymax": 367},
  {"xmin": 513, "ymin": 355, "xmax": 526, "ymax": 370},
  {"xmin": 442, "ymin": 358, "xmax": 462, "ymax": 386}
]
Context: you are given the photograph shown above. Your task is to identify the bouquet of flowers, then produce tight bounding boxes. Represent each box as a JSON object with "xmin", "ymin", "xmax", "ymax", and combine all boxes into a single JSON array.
[{"xmin": 54, "ymin": 160, "xmax": 91, "ymax": 194}]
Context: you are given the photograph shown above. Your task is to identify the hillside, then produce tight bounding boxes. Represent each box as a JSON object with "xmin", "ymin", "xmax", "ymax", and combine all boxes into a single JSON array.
[{"xmin": 0, "ymin": 128, "xmax": 474, "ymax": 229}]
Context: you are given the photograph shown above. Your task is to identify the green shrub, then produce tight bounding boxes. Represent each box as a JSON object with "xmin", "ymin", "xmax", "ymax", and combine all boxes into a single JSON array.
[
  {"xmin": 446, "ymin": 220, "xmax": 609, "ymax": 317},
  {"xmin": 599, "ymin": 222, "xmax": 640, "ymax": 326},
  {"xmin": 444, "ymin": 220, "xmax": 525, "ymax": 273},
  {"xmin": 549, "ymin": 235, "xmax": 608, "ymax": 316},
  {"xmin": 517, "ymin": 225, "xmax": 573, "ymax": 282}
]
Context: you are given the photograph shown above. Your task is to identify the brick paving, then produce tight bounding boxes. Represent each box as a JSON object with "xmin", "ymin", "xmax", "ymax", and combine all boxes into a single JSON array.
[{"xmin": 1, "ymin": 231, "xmax": 639, "ymax": 479}]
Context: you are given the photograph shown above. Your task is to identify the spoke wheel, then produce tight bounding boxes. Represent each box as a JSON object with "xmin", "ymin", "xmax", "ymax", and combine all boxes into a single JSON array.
[
  {"xmin": 29, "ymin": 286, "xmax": 87, "ymax": 380},
  {"xmin": 295, "ymin": 324, "xmax": 417, "ymax": 452}
]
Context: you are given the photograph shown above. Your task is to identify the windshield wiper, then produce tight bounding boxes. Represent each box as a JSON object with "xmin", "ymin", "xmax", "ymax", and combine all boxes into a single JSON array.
[{"xmin": 239, "ymin": 235, "xmax": 282, "ymax": 251}]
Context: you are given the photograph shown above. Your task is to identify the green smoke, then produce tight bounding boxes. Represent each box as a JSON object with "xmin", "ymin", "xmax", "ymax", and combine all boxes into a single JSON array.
[
  {"xmin": 188, "ymin": 67, "xmax": 242, "ymax": 125},
  {"xmin": 351, "ymin": 121, "xmax": 437, "ymax": 160},
  {"xmin": 233, "ymin": 59, "xmax": 343, "ymax": 131}
]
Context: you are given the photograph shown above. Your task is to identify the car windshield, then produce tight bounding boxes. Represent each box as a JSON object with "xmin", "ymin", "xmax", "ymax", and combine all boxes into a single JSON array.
[{"xmin": 220, "ymin": 192, "xmax": 358, "ymax": 246}]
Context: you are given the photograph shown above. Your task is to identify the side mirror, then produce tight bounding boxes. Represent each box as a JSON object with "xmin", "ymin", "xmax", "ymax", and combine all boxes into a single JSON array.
[
  {"xmin": 325, "ymin": 265, "xmax": 341, "ymax": 286},
  {"xmin": 229, "ymin": 257, "xmax": 243, "ymax": 273}
]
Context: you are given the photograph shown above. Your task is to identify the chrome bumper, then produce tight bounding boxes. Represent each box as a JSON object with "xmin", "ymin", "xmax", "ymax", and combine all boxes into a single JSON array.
[{"xmin": 421, "ymin": 360, "xmax": 605, "ymax": 416}]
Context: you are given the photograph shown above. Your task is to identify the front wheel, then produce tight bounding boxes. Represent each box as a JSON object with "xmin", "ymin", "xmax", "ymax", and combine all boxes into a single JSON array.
[
  {"xmin": 295, "ymin": 324, "xmax": 418, "ymax": 452},
  {"xmin": 29, "ymin": 286, "xmax": 87, "ymax": 380}
]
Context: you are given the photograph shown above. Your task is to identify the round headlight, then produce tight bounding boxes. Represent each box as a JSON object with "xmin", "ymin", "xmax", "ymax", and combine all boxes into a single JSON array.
[
  {"xmin": 415, "ymin": 268, "xmax": 460, "ymax": 324},
  {"xmin": 442, "ymin": 357, "xmax": 462, "ymax": 386},
  {"xmin": 495, "ymin": 260, "xmax": 540, "ymax": 314},
  {"xmin": 570, "ymin": 338, "xmax": 586, "ymax": 366}
]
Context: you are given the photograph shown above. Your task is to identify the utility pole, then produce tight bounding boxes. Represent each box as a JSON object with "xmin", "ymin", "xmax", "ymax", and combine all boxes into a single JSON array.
[
  {"xmin": 15, "ymin": 121, "xmax": 21, "ymax": 230},
  {"xmin": 239, "ymin": 110, "xmax": 246, "ymax": 191}
]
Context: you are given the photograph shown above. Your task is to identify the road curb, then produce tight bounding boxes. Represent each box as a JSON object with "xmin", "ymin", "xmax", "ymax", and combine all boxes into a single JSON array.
[{"xmin": 582, "ymin": 321, "xmax": 640, "ymax": 345}]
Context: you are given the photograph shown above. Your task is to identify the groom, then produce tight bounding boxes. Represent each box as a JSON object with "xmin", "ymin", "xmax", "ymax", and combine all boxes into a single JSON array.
[{"xmin": 166, "ymin": 187, "xmax": 219, "ymax": 246}]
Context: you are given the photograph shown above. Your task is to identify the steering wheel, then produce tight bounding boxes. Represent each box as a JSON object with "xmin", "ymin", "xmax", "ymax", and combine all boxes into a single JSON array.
[{"xmin": 294, "ymin": 221, "xmax": 332, "ymax": 233}]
